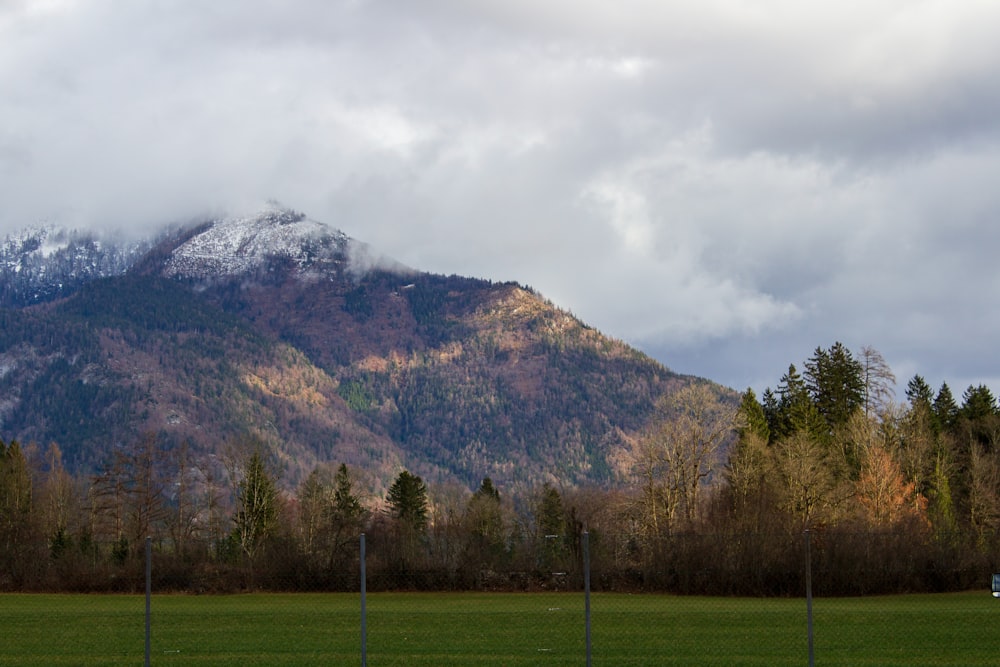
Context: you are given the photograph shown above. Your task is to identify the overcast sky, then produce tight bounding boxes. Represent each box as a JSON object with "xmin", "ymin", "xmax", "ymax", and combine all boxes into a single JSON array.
[{"xmin": 3, "ymin": 0, "xmax": 1000, "ymax": 400}]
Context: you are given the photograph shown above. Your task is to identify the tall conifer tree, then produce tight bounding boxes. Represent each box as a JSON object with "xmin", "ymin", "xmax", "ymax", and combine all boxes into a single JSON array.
[
  {"xmin": 804, "ymin": 342, "xmax": 865, "ymax": 433},
  {"xmin": 387, "ymin": 470, "xmax": 428, "ymax": 532},
  {"xmin": 933, "ymin": 383, "xmax": 960, "ymax": 432}
]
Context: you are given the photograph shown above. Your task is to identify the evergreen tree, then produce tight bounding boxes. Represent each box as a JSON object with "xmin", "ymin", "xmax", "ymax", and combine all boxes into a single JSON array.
[
  {"xmin": 774, "ymin": 364, "xmax": 825, "ymax": 440},
  {"xmin": 777, "ymin": 364, "xmax": 807, "ymax": 406},
  {"xmin": 736, "ymin": 388, "xmax": 769, "ymax": 442},
  {"xmin": 387, "ymin": 470, "xmax": 428, "ymax": 533},
  {"xmin": 536, "ymin": 483, "xmax": 566, "ymax": 569},
  {"xmin": 536, "ymin": 483, "xmax": 564, "ymax": 538},
  {"xmin": 327, "ymin": 463, "xmax": 366, "ymax": 569},
  {"xmin": 473, "ymin": 477, "xmax": 501, "ymax": 503},
  {"xmin": 960, "ymin": 385, "xmax": 998, "ymax": 422},
  {"xmin": 906, "ymin": 375, "xmax": 934, "ymax": 409},
  {"xmin": 332, "ymin": 463, "xmax": 364, "ymax": 520},
  {"xmin": 774, "ymin": 365, "xmax": 805, "ymax": 437},
  {"xmin": 761, "ymin": 388, "xmax": 779, "ymax": 442},
  {"xmin": 933, "ymin": 383, "xmax": 959, "ymax": 432},
  {"xmin": 804, "ymin": 342, "xmax": 865, "ymax": 432},
  {"xmin": 956, "ymin": 385, "xmax": 1000, "ymax": 468}
]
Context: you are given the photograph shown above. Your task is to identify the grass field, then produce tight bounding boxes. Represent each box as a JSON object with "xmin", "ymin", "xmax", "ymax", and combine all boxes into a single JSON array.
[{"xmin": 2, "ymin": 590, "xmax": 999, "ymax": 665}]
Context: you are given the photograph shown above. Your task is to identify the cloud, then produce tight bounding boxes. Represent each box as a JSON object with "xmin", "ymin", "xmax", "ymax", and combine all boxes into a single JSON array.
[
  {"xmin": 345, "ymin": 237, "xmax": 415, "ymax": 282},
  {"xmin": 3, "ymin": 0, "xmax": 1000, "ymax": 396}
]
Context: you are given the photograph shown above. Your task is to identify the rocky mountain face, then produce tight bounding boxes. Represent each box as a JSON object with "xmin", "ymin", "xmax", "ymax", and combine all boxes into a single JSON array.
[{"xmin": 0, "ymin": 207, "xmax": 718, "ymax": 492}]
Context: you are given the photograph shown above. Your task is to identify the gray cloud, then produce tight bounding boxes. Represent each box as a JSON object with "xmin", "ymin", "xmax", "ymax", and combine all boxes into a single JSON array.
[{"xmin": 3, "ymin": 0, "xmax": 1000, "ymax": 396}]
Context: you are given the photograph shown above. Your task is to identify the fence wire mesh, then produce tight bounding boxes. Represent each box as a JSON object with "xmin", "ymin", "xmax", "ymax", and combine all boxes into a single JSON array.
[{"xmin": 3, "ymin": 530, "xmax": 1000, "ymax": 665}]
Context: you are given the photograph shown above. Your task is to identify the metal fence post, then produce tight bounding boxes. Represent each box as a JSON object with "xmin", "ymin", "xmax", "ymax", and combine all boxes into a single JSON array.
[
  {"xmin": 805, "ymin": 529, "xmax": 814, "ymax": 667},
  {"xmin": 583, "ymin": 530, "xmax": 591, "ymax": 667},
  {"xmin": 145, "ymin": 536, "xmax": 152, "ymax": 667},
  {"xmin": 361, "ymin": 532, "xmax": 367, "ymax": 667}
]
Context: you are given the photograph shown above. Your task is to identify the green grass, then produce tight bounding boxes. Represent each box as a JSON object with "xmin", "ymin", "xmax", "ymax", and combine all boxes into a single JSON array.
[{"xmin": 2, "ymin": 591, "xmax": 999, "ymax": 665}]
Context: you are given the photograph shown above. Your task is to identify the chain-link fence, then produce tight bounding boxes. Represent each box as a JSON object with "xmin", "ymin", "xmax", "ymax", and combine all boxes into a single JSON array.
[{"xmin": 4, "ymin": 531, "xmax": 1000, "ymax": 665}]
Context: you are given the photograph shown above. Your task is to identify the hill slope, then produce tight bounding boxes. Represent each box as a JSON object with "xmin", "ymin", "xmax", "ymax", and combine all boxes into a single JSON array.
[{"xmin": 0, "ymin": 207, "xmax": 722, "ymax": 491}]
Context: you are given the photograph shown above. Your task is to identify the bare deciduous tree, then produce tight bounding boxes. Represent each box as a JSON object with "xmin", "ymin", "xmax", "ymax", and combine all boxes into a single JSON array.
[
  {"xmin": 772, "ymin": 431, "xmax": 840, "ymax": 529},
  {"xmin": 233, "ymin": 450, "xmax": 278, "ymax": 587},
  {"xmin": 725, "ymin": 429, "xmax": 769, "ymax": 517},
  {"xmin": 894, "ymin": 402, "xmax": 936, "ymax": 513},
  {"xmin": 856, "ymin": 443, "xmax": 926, "ymax": 528},
  {"xmin": 634, "ymin": 384, "xmax": 737, "ymax": 532},
  {"xmin": 38, "ymin": 443, "xmax": 79, "ymax": 549},
  {"xmin": 859, "ymin": 345, "xmax": 896, "ymax": 419},
  {"xmin": 968, "ymin": 441, "xmax": 1000, "ymax": 539}
]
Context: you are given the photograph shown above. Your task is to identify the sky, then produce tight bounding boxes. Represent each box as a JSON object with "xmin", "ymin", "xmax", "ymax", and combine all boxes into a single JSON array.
[{"xmin": 3, "ymin": 0, "xmax": 1000, "ymax": 400}]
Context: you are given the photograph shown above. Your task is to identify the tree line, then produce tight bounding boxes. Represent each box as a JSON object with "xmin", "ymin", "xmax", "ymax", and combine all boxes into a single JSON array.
[{"xmin": 2, "ymin": 342, "xmax": 999, "ymax": 595}]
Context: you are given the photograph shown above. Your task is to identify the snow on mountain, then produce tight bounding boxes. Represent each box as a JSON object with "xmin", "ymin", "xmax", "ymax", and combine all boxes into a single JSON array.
[
  {"xmin": 0, "ymin": 224, "xmax": 151, "ymax": 306},
  {"xmin": 0, "ymin": 205, "xmax": 412, "ymax": 304},
  {"xmin": 163, "ymin": 207, "xmax": 351, "ymax": 279},
  {"xmin": 2, "ymin": 224, "xmax": 66, "ymax": 270}
]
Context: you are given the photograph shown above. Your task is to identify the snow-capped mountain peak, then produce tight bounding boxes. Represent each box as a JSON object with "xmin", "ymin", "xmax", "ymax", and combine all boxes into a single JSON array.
[
  {"xmin": 163, "ymin": 207, "xmax": 349, "ymax": 280},
  {"xmin": 0, "ymin": 205, "xmax": 410, "ymax": 304}
]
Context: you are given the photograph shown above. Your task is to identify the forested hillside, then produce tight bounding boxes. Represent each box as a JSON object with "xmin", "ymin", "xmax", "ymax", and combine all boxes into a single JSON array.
[
  {"xmin": 3, "ymin": 341, "xmax": 999, "ymax": 595},
  {"xmin": 0, "ymin": 209, "xmax": 699, "ymax": 492}
]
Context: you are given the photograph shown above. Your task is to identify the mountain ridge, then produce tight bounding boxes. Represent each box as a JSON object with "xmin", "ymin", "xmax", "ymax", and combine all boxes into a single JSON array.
[{"xmin": 0, "ymin": 207, "xmax": 728, "ymax": 492}]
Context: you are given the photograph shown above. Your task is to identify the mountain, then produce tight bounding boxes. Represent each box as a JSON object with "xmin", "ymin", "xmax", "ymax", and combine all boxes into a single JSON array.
[
  {"xmin": 0, "ymin": 206, "xmax": 724, "ymax": 492},
  {"xmin": 0, "ymin": 224, "xmax": 153, "ymax": 307}
]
